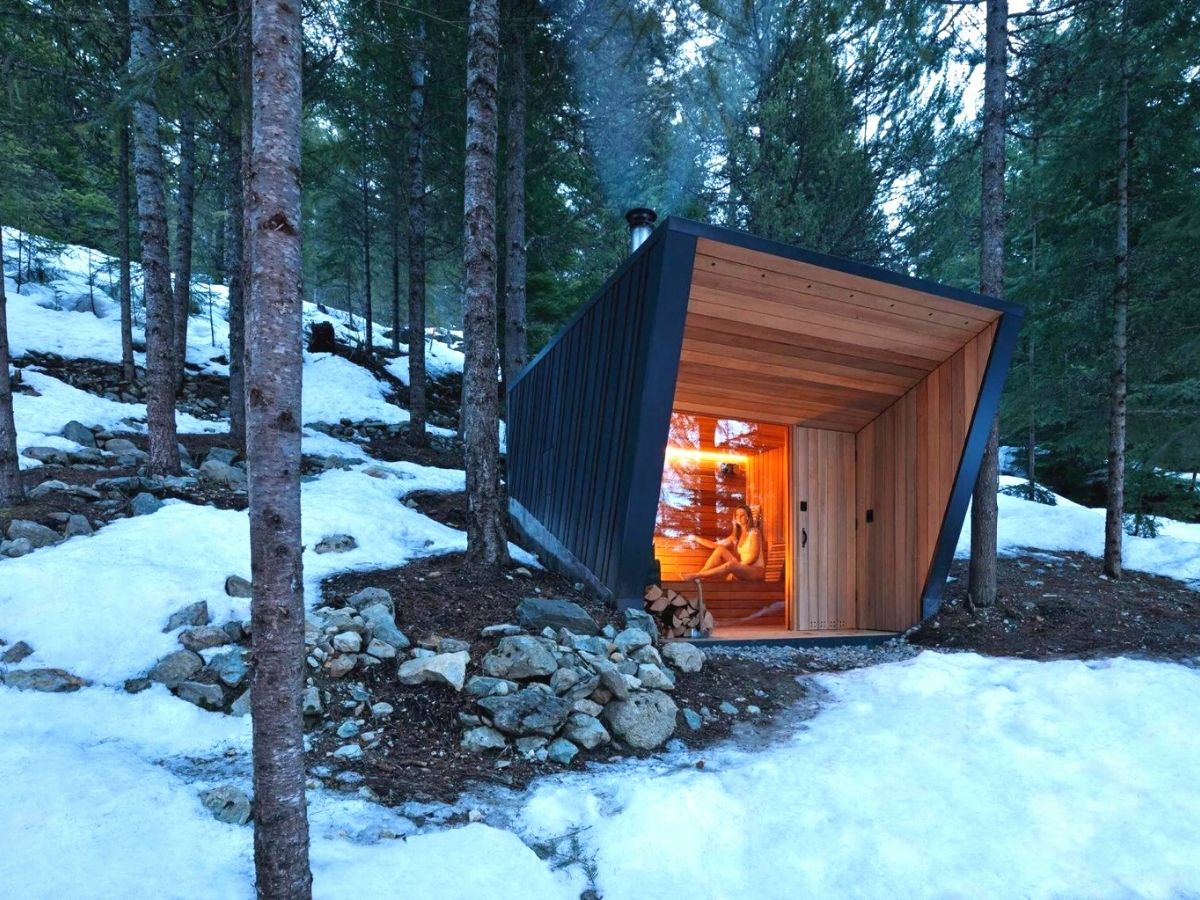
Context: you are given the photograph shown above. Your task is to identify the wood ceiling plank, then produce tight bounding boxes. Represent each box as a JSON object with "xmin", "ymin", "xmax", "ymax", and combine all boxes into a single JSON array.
[
  {"xmin": 675, "ymin": 362, "xmax": 897, "ymax": 411},
  {"xmin": 678, "ymin": 345, "xmax": 911, "ymax": 396}
]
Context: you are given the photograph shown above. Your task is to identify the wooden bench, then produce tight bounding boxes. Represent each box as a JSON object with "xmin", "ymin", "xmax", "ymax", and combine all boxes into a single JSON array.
[{"xmin": 661, "ymin": 556, "xmax": 787, "ymax": 629}]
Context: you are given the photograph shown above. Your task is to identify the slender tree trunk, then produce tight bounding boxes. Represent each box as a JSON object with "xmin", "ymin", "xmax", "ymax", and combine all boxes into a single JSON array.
[
  {"xmin": 231, "ymin": 0, "xmax": 252, "ymax": 452},
  {"xmin": 391, "ymin": 185, "xmax": 400, "ymax": 355},
  {"xmin": 462, "ymin": 0, "xmax": 510, "ymax": 567},
  {"xmin": 0, "ymin": 228, "xmax": 24, "ymax": 507},
  {"xmin": 361, "ymin": 172, "xmax": 373, "ymax": 355},
  {"xmin": 173, "ymin": 0, "xmax": 197, "ymax": 389},
  {"xmin": 227, "ymin": 125, "xmax": 247, "ymax": 449},
  {"xmin": 1027, "ymin": 182, "xmax": 1038, "ymax": 503},
  {"xmin": 119, "ymin": 122, "xmax": 136, "ymax": 382},
  {"xmin": 129, "ymin": 0, "xmax": 180, "ymax": 477},
  {"xmin": 407, "ymin": 19, "xmax": 428, "ymax": 445},
  {"xmin": 1103, "ymin": 35, "xmax": 1130, "ymax": 580},
  {"xmin": 968, "ymin": 0, "xmax": 1007, "ymax": 608},
  {"xmin": 502, "ymin": 0, "xmax": 528, "ymax": 390},
  {"xmin": 246, "ymin": 0, "xmax": 312, "ymax": 896}
]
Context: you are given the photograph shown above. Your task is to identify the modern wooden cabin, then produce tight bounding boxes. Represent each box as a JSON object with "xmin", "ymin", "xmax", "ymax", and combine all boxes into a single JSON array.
[{"xmin": 507, "ymin": 216, "xmax": 1023, "ymax": 641}]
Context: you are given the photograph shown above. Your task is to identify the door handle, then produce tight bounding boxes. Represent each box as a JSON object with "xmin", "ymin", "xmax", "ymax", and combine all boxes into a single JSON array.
[{"xmin": 801, "ymin": 528, "xmax": 808, "ymax": 549}]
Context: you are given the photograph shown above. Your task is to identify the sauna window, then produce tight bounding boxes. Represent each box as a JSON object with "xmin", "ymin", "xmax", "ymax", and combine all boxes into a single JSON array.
[{"xmin": 654, "ymin": 413, "xmax": 788, "ymax": 583}]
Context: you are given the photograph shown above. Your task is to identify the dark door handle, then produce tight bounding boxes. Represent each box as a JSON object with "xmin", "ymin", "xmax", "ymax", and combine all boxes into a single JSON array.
[{"xmin": 801, "ymin": 528, "xmax": 808, "ymax": 549}]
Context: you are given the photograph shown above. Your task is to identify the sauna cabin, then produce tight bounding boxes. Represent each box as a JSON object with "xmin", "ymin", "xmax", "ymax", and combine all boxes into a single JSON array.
[{"xmin": 506, "ymin": 215, "xmax": 1023, "ymax": 642}]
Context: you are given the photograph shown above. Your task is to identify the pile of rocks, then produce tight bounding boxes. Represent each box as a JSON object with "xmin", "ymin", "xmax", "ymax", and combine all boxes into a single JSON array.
[
  {"xmin": 1, "ymin": 514, "xmax": 93, "ymax": 558},
  {"xmin": 459, "ymin": 599, "xmax": 706, "ymax": 763},
  {"xmin": 304, "ymin": 587, "xmax": 416, "ymax": 680}
]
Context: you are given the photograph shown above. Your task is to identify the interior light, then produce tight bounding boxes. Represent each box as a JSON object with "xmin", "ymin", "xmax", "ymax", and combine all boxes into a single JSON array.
[{"xmin": 664, "ymin": 446, "xmax": 750, "ymax": 464}]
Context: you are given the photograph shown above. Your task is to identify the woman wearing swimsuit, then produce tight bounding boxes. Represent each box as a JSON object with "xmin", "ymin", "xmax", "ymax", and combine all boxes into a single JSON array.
[{"xmin": 682, "ymin": 504, "xmax": 765, "ymax": 581}]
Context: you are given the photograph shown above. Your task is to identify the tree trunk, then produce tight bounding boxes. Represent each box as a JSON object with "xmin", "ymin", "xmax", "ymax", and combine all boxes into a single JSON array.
[
  {"xmin": 968, "ymin": 0, "xmax": 1007, "ymax": 608},
  {"xmin": 246, "ymin": 0, "xmax": 312, "ymax": 896},
  {"xmin": 119, "ymin": 120, "xmax": 136, "ymax": 383},
  {"xmin": 361, "ymin": 172, "xmax": 373, "ymax": 355},
  {"xmin": 391, "ymin": 185, "xmax": 400, "ymax": 355},
  {"xmin": 173, "ymin": 0, "xmax": 197, "ymax": 389},
  {"xmin": 0, "ymin": 227, "xmax": 24, "ymax": 507},
  {"xmin": 462, "ymin": 0, "xmax": 510, "ymax": 568},
  {"xmin": 502, "ymin": 0, "xmax": 528, "ymax": 390},
  {"xmin": 129, "ymin": 0, "xmax": 180, "ymax": 477},
  {"xmin": 1103, "ymin": 32, "xmax": 1130, "ymax": 580},
  {"xmin": 226, "ymin": 126, "xmax": 247, "ymax": 449},
  {"xmin": 407, "ymin": 18, "xmax": 428, "ymax": 446}
]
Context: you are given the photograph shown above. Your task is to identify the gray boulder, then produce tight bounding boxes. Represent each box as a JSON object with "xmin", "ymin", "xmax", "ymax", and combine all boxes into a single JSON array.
[
  {"xmin": 67, "ymin": 447, "xmax": 106, "ymax": 465},
  {"xmin": 22, "ymin": 446, "xmax": 68, "ymax": 465},
  {"xmin": 466, "ymin": 676, "xmax": 519, "ymax": 698},
  {"xmin": 365, "ymin": 639, "xmax": 396, "ymax": 660},
  {"xmin": 7, "ymin": 520, "xmax": 60, "ymax": 549},
  {"xmin": 477, "ymin": 688, "xmax": 572, "ymax": 737},
  {"xmin": 198, "ymin": 459, "xmax": 247, "ymax": 487},
  {"xmin": 579, "ymin": 652, "xmax": 629, "ymax": 700},
  {"xmin": 397, "ymin": 650, "xmax": 469, "ymax": 691},
  {"xmin": 480, "ymin": 635, "xmax": 558, "ymax": 680},
  {"xmin": 176, "ymin": 681, "xmax": 225, "ymax": 710},
  {"xmin": 360, "ymin": 603, "xmax": 410, "ymax": 649},
  {"xmin": 681, "ymin": 708, "xmax": 703, "ymax": 731},
  {"xmin": 636, "ymin": 664, "xmax": 676, "ymax": 691},
  {"xmin": 229, "ymin": 690, "xmax": 252, "ymax": 717},
  {"xmin": 347, "ymin": 587, "xmax": 393, "ymax": 615},
  {"xmin": 104, "ymin": 438, "xmax": 139, "ymax": 454},
  {"xmin": 662, "ymin": 641, "xmax": 705, "ymax": 673},
  {"xmin": 563, "ymin": 713, "xmax": 610, "ymax": 750},
  {"xmin": 302, "ymin": 685, "xmax": 323, "ymax": 716},
  {"xmin": 516, "ymin": 597, "xmax": 598, "ymax": 635},
  {"xmin": 60, "ymin": 424, "xmax": 96, "ymax": 448},
  {"xmin": 603, "ymin": 690, "xmax": 679, "ymax": 750},
  {"xmin": 547, "ymin": 738, "xmax": 579, "ymax": 765},
  {"xmin": 614, "ymin": 627, "xmax": 652, "ymax": 656},
  {"xmin": 164, "ymin": 601, "xmax": 209, "ymax": 632},
  {"xmin": 27, "ymin": 480, "xmax": 69, "ymax": 500},
  {"xmin": 2, "ymin": 538, "xmax": 34, "ymax": 558},
  {"xmin": 179, "ymin": 626, "xmax": 232, "ymax": 652},
  {"xmin": 64, "ymin": 514, "xmax": 92, "ymax": 537},
  {"xmin": 2, "ymin": 668, "xmax": 89, "ymax": 692},
  {"xmin": 205, "ymin": 447, "xmax": 240, "ymax": 467},
  {"xmin": 224, "ymin": 575, "xmax": 253, "ymax": 598},
  {"xmin": 201, "ymin": 785, "xmax": 251, "ymax": 826},
  {"xmin": 461, "ymin": 726, "xmax": 508, "ymax": 753},
  {"xmin": 332, "ymin": 632, "xmax": 362, "ymax": 653},
  {"xmin": 207, "ymin": 650, "xmax": 249, "ymax": 689},
  {"xmin": 1, "ymin": 641, "xmax": 34, "ymax": 664},
  {"xmin": 623, "ymin": 608, "xmax": 659, "ymax": 642},
  {"xmin": 314, "ymin": 534, "xmax": 357, "ymax": 554},
  {"xmin": 130, "ymin": 492, "xmax": 163, "ymax": 516},
  {"xmin": 148, "ymin": 649, "xmax": 205, "ymax": 687}
]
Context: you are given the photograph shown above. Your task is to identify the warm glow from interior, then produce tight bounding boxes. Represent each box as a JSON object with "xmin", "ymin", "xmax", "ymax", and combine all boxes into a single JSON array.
[{"xmin": 664, "ymin": 446, "xmax": 749, "ymax": 464}]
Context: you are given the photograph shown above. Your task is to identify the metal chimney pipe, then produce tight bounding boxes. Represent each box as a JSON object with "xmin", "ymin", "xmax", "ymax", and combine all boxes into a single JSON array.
[{"xmin": 625, "ymin": 207, "xmax": 657, "ymax": 253}]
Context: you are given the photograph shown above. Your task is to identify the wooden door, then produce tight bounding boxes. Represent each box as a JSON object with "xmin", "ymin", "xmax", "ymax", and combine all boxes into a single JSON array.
[{"xmin": 792, "ymin": 428, "xmax": 857, "ymax": 629}]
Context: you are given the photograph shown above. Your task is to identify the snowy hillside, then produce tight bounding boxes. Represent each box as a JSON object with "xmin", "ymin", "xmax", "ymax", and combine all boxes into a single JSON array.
[{"xmin": 2, "ymin": 234, "xmax": 1199, "ymax": 898}]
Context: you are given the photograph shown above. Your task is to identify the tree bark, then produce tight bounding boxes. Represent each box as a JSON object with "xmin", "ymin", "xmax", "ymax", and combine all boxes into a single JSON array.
[
  {"xmin": 232, "ymin": 0, "xmax": 252, "ymax": 453},
  {"xmin": 391, "ymin": 184, "xmax": 401, "ymax": 355},
  {"xmin": 173, "ymin": 0, "xmax": 197, "ymax": 389},
  {"xmin": 118, "ymin": 120, "xmax": 136, "ymax": 383},
  {"xmin": 968, "ymin": 0, "xmax": 1007, "ymax": 608},
  {"xmin": 246, "ymin": 0, "xmax": 312, "ymax": 896},
  {"xmin": 462, "ymin": 0, "xmax": 510, "ymax": 568},
  {"xmin": 0, "ymin": 227, "xmax": 24, "ymax": 507},
  {"xmin": 502, "ymin": 0, "xmax": 528, "ymax": 390},
  {"xmin": 361, "ymin": 172, "xmax": 373, "ymax": 355},
  {"xmin": 1103, "ymin": 26, "xmax": 1130, "ymax": 580},
  {"xmin": 226, "ymin": 125, "xmax": 247, "ymax": 449},
  {"xmin": 129, "ymin": 0, "xmax": 180, "ymax": 477},
  {"xmin": 407, "ymin": 18, "xmax": 428, "ymax": 445}
]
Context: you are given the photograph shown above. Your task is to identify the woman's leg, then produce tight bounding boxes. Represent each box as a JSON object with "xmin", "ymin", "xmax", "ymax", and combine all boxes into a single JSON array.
[{"xmin": 682, "ymin": 545, "xmax": 734, "ymax": 580}]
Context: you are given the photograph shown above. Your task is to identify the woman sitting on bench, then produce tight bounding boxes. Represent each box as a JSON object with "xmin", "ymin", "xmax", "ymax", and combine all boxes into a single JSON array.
[{"xmin": 682, "ymin": 504, "xmax": 765, "ymax": 581}]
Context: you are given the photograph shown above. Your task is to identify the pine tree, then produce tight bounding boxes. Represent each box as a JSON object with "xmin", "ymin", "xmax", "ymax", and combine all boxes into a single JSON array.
[
  {"xmin": 407, "ymin": 17, "xmax": 429, "ymax": 446},
  {"xmin": 172, "ymin": 0, "xmax": 198, "ymax": 389},
  {"xmin": 502, "ymin": 0, "xmax": 528, "ymax": 388},
  {"xmin": 462, "ymin": 0, "xmax": 510, "ymax": 567},
  {"xmin": 0, "ymin": 227, "xmax": 24, "ymax": 507}
]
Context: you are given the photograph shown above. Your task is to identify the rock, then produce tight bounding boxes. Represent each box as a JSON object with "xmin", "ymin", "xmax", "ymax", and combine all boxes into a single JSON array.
[
  {"xmin": 632, "ymin": 645, "xmax": 664, "ymax": 666},
  {"xmin": 747, "ymin": 704, "xmax": 761, "ymax": 715},
  {"xmin": 2, "ymin": 668, "xmax": 89, "ymax": 692},
  {"xmin": 371, "ymin": 702, "xmax": 394, "ymax": 717},
  {"xmin": 480, "ymin": 623, "xmax": 522, "ymax": 638},
  {"xmin": 314, "ymin": 534, "xmax": 357, "ymax": 554},
  {"xmin": 662, "ymin": 641, "xmax": 705, "ymax": 673},
  {"xmin": 333, "ymin": 743, "xmax": 363, "ymax": 760},
  {"xmin": 129, "ymin": 492, "xmax": 163, "ymax": 516},
  {"xmin": 563, "ymin": 713, "xmax": 610, "ymax": 750},
  {"xmin": 436, "ymin": 637, "xmax": 471, "ymax": 654},
  {"xmin": 480, "ymin": 635, "xmax": 558, "ymax": 680},
  {"xmin": 61, "ymin": 421, "xmax": 97, "ymax": 447},
  {"xmin": 461, "ymin": 726, "xmax": 508, "ymax": 752},
  {"xmin": 27, "ymin": 480, "xmax": 69, "ymax": 500},
  {"xmin": 332, "ymin": 632, "xmax": 362, "ymax": 653},
  {"xmin": 623, "ymin": 608, "xmax": 658, "ymax": 642},
  {"xmin": 175, "ymin": 681, "xmax": 225, "ymax": 710},
  {"xmin": 222, "ymin": 621, "xmax": 245, "ymax": 643},
  {"xmin": 6, "ymin": 519, "xmax": 60, "ymax": 549},
  {"xmin": 516, "ymin": 597, "xmax": 598, "ymax": 636},
  {"xmin": 365, "ymin": 639, "xmax": 396, "ymax": 660},
  {"xmin": 569, "ymin": 634, "xmax": 610, "ymax": 657},
  {"xmin": 1, "ymin": 641, "xmax": 34, "ymax": 664},
  {"xmin": 572, "ymin": 698, "xmax": 604, "ymax": 717},
  {"xmin": 359, "ymin": 603, "xmax": 410, "ymax": 649},
  {"xmin": 207, "ymin": 650, "xmax": 249, "ymax": 688},
  {"xmin": 719, "ymin": 701, "xmax": 738, "ymax": 715},
  {"xmin": 104, "ymin": 438, "xmax": 139, "ymax": 454},
  {"xmin": 605, "ymin": 691, "xmax": 679, "ymax": 751},
  {"xmin": 614, "ymin": 627, "xmax": 652, "ymax": 656},
  {"xmin": 516, "ymin": 736, "xmax": 548, "ymax": 756},
  {"xmin": 124, "ymin": 677, "xmax": 151, "ymax": 694},
  {"xmin": 229, "ymin": 690, "xmax": 252, "ymax": 717},
  {"xmin": 67, "ymin": 446, "xmax": 106, "ymax": 465},
  {"xmin": 179, "ymin": 626, "xmax": 232, "ymax": 652},
  {"xmin": 580, "ymin": 653, "xmax": 629, "ymax": 700},
  {"xmin": 466, "ymin": 676, "xmax": 518, "ymax": 698},
  {"xmin": 347, "ymin": 586, "xmax": 394, "ymax": 615},
  {"xmin": 326, "ymin": 655, "xmax": 357, "ymax": 678},
  {"xmin": 22, "ymin": 446, "xmax": 68, "ymax": 465},
  {"xmin": 224, "ymin": 575, "xmax": 253, "ymax": 598},
  {"xmin": 302, "ymin": 685, "xmax": 323, "ymax": 716},
  {"xmin": 477, "ymin": 688, "xmax": 572, "ymax": 737},
  {"xmin": 336, "ymin": 720, "xmax": 360, "ymax": 739},
  {"xmin": 205, "ymin": 447, "xmax": 240, "ymax": 466},
  {"xmin": 198, "ymin": 459, "xmax": 247, "ymax": 487},
  {"xmin": 681, "ymin": 708, "xmax": 703, "ymax": 731},
  {"xmin": 201, "ymin": 785, "xmax": 251, "ymax": 826},
  {"xmin": 636, "ymin": 663, "xmax": 676, "ymax": 691},
  {"xmin": 397, "ymin": 650, "xmax": 469, "ymax": 691},
  {"xmin": 2, "ymin": 538, "xmax": 33, "ymax": 558},
  {"xmin": 550, "ymin": 667, "xmax": 581, "ymax": 695},
  {"xmin": 64, "ymin": 514, "xmax": 92, "ymax": 538},
  {"xmin": 547, "ymin": 738, "xmax": 579, "ymax": 765},
  {"xmin": 147, "ymin": 649, "xmax": 205, "ymax": 687}
]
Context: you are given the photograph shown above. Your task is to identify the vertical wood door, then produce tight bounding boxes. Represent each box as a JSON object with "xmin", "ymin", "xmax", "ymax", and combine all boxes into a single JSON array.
[{"xmin": 792, "ymin": 428, "xmax": 857, "ymax": 629}]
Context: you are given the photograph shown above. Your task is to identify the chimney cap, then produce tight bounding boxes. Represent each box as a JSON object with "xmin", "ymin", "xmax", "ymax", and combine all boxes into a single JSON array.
[{"xmin": 625, "ymin": 207, "xmax": 658, "ymax": 228}]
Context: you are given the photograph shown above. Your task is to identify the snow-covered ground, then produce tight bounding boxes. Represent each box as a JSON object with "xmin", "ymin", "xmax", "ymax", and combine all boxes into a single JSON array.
[{"xmin": 3, "ymin": 233, "xmax": 1199, "ymax": 898}]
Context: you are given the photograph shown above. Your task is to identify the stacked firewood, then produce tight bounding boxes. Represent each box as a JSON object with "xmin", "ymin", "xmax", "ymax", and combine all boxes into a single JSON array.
[{"xmin": 644, "ymin": 584, "xmax": 715, "ymax": 638}]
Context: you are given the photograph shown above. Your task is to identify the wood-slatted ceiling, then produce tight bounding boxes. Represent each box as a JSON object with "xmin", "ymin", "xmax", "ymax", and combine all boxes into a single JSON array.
[{"xmin": 673, "ymin": 238, "xmax": 1002, "ymax": 432}]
